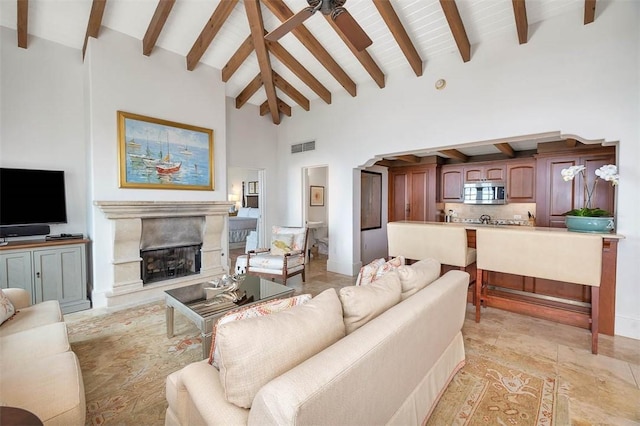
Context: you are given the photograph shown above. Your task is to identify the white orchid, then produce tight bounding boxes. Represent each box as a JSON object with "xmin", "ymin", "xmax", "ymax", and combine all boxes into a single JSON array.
[
  {"xmin": 595, "ymin": 164, "xmax": 619, "ymax": 185},
  {"xmin": 560, "ymin": 164, "xmax": 619, "ymax": 216}
]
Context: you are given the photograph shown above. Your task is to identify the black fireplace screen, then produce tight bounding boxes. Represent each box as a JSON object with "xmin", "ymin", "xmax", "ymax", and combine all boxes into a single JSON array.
[{"xmin": 141, "ymin": 244, "xmax": 202, "ymax": 284}]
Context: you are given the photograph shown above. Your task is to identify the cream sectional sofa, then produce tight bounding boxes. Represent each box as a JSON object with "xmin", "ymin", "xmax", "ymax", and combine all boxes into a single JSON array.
[
  {"xmin": 165, "ymin": 260, "xmax": 470, "ymax": 425},
  {"xmin": 0, "ymin": 288, "xmax": 86, "ymax": 426}
]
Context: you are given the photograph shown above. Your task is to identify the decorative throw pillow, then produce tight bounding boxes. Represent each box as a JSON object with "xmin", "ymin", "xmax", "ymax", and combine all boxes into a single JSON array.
[
  {"xmin": 216, "ymin": 289, "xmax": 345, "ymax": 409},
  {"xmin": 0, "ymin": 289, "xmax": 16, "ymax": 325},
  {"xmin": 396, "ymin": 258, "xmax": 441, "ymax": 300},
  {"xmin": 270, "ymin": 234, "xmax": 295, "ymax": 256},
  {"xmin": 355, "ymin": 258, "xmax": 386, "ymax": 286},
  {"xmin": 339, "ymin": 270, "xmax": 402, "ymax": 334},
  {"xmin": 374, "ymin": 256, "xmax": 405, "ymax": 279},
  {"xmin": 208, "ymin": 294, "xmax": 312, "ymax": 368}
]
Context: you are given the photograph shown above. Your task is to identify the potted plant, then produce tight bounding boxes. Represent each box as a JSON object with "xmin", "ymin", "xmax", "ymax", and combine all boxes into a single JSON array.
[{"xmin": 561, "ymin": 164, "xmax": 619, "ymax": 233}]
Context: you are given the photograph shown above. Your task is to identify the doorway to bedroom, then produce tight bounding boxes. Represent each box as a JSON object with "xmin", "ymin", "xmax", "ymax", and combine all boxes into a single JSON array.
[{"xmin": 228, "ymin": 167, "xmax": 264, "ymax": 268}]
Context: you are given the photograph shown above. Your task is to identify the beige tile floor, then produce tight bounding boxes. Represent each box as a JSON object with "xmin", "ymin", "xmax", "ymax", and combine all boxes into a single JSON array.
[{"xmin": 274, "ymin": 253, "xmax": 640, "ymax": 424}]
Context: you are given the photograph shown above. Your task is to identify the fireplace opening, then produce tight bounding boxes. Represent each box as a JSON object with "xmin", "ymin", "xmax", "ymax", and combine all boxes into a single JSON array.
[{"xmin": 141, "ymin": 244, "xmax": 202, "ymax": 285}]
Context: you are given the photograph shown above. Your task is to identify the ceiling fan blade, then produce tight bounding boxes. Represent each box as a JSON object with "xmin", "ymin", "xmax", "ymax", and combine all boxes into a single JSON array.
[
  {"xmin": 265, "ymin": 7, "xmax": 315, "ymax": 42},
  {"xmin": 332, "ymin": 8, "xmax": 372, "ymax": 51}
]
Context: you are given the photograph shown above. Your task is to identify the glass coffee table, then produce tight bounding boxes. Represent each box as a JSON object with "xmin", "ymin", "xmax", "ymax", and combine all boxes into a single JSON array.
[{"xmin": 165, "ymin": 275, "xmax": 294, "ymax": 358}]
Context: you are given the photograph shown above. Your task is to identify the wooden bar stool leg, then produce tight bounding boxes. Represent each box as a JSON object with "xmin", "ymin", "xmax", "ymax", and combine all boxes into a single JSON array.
[
  {"xmin": 591, "ymin": 286, "xmax": 599, "ymax": 355},
  {"xmin": 475, "ymin": 267, "xmax": 483, "ymax": 323}
]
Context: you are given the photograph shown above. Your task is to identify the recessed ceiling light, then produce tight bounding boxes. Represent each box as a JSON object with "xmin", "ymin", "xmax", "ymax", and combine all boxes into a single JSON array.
[{"xmin": 435, "ymin": 79, "xmax": 447, "ymax": 90}]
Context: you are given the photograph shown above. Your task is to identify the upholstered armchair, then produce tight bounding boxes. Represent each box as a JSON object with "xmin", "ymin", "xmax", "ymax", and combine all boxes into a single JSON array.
[{"xmin": 235, "ymin": 226, "xmax": 309, "ymax": 286}]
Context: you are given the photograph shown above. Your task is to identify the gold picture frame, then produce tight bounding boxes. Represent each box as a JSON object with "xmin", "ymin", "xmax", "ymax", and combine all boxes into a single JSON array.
[{"xmin": 117, "ymin": 111, "xmax": 214, "ymax": 190}]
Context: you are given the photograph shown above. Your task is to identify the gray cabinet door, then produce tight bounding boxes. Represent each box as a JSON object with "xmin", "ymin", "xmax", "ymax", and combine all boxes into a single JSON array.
[
  {"xmin": 0, "ymin": 251, "xmax": 34, "ymax": 303},
  {"xmin": 33, "ymin": 245, "xmax": 87, "ymax": 312}
]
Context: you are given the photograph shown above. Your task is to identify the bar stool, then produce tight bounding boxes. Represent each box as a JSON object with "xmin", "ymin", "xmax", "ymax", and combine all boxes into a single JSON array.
[
  {"xmin": 387, "ymin": 222, "xmax": 477, "ymax": 299},
  {"xmin": 474, "ymin": 227, "xmax": 602, "ymax": 354}
]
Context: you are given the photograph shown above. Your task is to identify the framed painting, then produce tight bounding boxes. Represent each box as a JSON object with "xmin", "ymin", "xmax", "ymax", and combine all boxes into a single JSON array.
[
  {"xmin": 310, "ymin": 185, "xmax": 324, "ymax": 206},
  {"xmin": 361, "ymin": 171, "xmax": 382, "ymax": 230},
  {"xmin": 117, "ymin": 111, "xmax": 214, "ymax": 190},
  {"xmin": 248, "ymin": 181, "xmax": 258, "ymax": 194}
]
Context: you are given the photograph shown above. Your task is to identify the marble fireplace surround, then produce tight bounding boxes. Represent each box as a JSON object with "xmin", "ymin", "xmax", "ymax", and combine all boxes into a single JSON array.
[{"xmin": 95, "ymin": 201, "xmax": 230, "ymax": 307}]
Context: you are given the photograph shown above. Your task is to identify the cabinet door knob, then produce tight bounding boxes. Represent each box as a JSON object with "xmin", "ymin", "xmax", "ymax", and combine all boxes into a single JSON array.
[{"xmin": 36, "ymin": 272, "xmax": 40, "ymax": 278}]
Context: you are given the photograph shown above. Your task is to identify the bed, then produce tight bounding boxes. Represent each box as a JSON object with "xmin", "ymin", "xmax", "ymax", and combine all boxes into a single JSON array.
[{"xmin": 229, "ymin": 207, "xmax": 258, "ymax": 248}]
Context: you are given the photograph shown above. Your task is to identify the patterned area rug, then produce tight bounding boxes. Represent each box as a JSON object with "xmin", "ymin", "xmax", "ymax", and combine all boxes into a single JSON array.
[
  {"xmin": 67, "ymin": 301, "xmax": 563, "ymax": 426},
  {"xmin": 427, "ymin": 355, "xmax": 563, "ymax": 425}
]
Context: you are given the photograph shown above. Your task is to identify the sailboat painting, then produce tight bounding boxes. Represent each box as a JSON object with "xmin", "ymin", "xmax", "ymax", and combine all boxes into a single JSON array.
[{"xmin": 117, "ymin": 111, "xmax": 214, "ymax": 190}]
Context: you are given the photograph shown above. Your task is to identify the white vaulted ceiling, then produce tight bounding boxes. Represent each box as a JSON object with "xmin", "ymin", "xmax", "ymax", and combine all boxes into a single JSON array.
[{"xmin": 0, "ymin": 0, "xmax": 590, "ymax": 124}]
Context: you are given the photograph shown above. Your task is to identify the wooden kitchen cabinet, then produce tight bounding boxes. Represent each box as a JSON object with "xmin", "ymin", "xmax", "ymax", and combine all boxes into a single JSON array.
[
  {"xmin": 388, "ymin": 164, "xmax": 439, "ymax": 222},
  {"xmin": 535, "ymin": 148, "xmax": 615, "ymax": 227},
  {"xmin": 463, "ymin": 164, "xmax": 506, "ymax": 182},
  {"xmin": 506, "ymin": 159, "xmax": 536, "ymax": 202},
  {"xmin": 440, "ymin": 165, "xmax": 464, "ymax": 202}
]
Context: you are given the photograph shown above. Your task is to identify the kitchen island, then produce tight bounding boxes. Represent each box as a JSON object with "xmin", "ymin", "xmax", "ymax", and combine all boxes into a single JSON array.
[{"xmin": 389, "ymin": 220, "xmax": 623, "ymax": 336}]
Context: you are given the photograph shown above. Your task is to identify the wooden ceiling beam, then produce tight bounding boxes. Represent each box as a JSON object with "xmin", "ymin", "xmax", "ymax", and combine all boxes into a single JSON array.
[
  {"xmin": 235, "ymin": 74, "xmax": 263, "ymax": 109},
  {"xmin": 512, "ymin": 0, "xmax": 528, "ymax": 45},
  {"xmin": 372, "ymin": 0, "xmax": 423, "ymax": 77},
  {"xmin": 260, "ymin": 98, "xmax": 291, "ymax": 117},
  {"xmin": 566, "ymin": 138, "xmax": 578, "ymax": 148},
  {"xmin": 261, "ymin": 0, "xmax": 357, "ymax": 97},
  {"xmin": 82, "ymin": 0, "xmax": 107, "ymax": 59},
  {"xmin": 245, "ymin": 0, "xmax": 280, "ymax": 124},
  {"xmin": 266, "ymin": 39, "xmax": 331, "ymax": 104},
  {"xmin": 222, "ymin": 36, "xmax": 254, "ymax": 82},
  {"xmin": 17, "ymin": 0, "xmax": 28, "ymax": 48},
  {"xmin": 186, "ymin": 0, "xmax": 237, "ymax": 71},
  {"xmin": 584, "ymin": 0, "xmax": 596, "ymax": 24},
  {"xmin": 440, "ymin": 149, "xmax": 469, "ymax": 162},
  {"xmin": 143, "ymin": 0, "xmax": 175, "ymax": 56},
  {"xmin": 273, "ymin": 72, "xmax": 310, "ymax": 111},
  {"xmin": 395, "ymin": 155, "xmax": 421, "ymax": 163},
  {"xmin": 324, "ymin": 16, "xmax": 385, "ymax": 89},
  {"xmin": 439, "ymin": 0, "xmax": 471, "ymax": 63},
  {"xmin": 494, "ymin": 143, "xmax": 515, "ymax": 157}
]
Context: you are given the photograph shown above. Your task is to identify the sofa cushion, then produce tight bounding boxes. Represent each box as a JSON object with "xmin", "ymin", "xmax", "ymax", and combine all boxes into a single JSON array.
[
  {"xmin": 216, "ymin": 289, "xmax": 345, "ymax": 409},
  {"xmin": 0, "ymin": 300, "xmax": 62, "ymax": 337},
  {"xmin": 0, "ymin": 351, "xmax": 85, "ymax": 425},
  {"xmin": 0, "ymin": 289, "xmax": 15, "ymax": 325},
  {"xmin": 339, "ymin": 270, "xmax": 402, "ymax": 334},
  {"xmin": 0, "ymin": 322, "xmax": 70, "ymax": 365},
  {"xmin": 208, "ymin": 294, "xmax": 312, "ymax": 368},
  {"xmin": 397, "ymin": 258, "xmax": 442, "ymax": 300}
]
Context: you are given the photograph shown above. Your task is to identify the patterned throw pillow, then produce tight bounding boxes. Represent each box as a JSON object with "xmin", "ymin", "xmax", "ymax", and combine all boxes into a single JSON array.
[
  {"xmin": 0, "ymin": 289, "xmax": 16, "ymax": 325},
  {"xmin": 208, "ymin": 294, "xmax": 312, "ymax": 368},
  {"xmin": 270, "ymin": 234, "xmax": 295, "ymax": 256},
  {"xmin": 375, "ymin": 256, "xmax": 405, "ymax": 279},
  {"xmin": 355, "ymin": 258, "xmax": 386, "ymax": 286}
]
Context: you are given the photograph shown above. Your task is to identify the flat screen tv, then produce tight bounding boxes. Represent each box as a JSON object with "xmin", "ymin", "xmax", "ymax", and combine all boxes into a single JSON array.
[{"xmin": 0, "ymin": 167, "xmax": 68, "ymax": 226}]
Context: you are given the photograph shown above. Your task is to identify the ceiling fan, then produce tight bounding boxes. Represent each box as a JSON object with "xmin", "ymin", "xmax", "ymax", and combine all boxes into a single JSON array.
[{"xmin": 265, "ymin": 0, "xmax": 373, "ymax": 51}]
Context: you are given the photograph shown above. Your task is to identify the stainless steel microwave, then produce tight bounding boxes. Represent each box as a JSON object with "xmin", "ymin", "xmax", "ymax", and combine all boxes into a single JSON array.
[{"xmin": 463, "ymin": 181, "xmax": 507, "ymax": 205}]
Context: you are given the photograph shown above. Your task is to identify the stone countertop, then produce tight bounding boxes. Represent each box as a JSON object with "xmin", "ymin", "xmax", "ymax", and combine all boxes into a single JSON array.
[{"xmin": 393, "ymin": 220, "xmax": 625, "ymax": 239}]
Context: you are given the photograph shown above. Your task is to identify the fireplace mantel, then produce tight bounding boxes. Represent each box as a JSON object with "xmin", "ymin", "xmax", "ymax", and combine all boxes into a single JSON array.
[
  {"xmin": 94, "ymin": 200, "xmax": 232, "ymax": 307},
  {"xmin": 95, "ymin": 201, "xmax": 231, "ymax": 218}
]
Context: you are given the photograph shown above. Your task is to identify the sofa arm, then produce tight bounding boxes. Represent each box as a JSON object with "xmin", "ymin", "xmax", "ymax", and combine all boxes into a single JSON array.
[{"xmin": 3, "ymin": 288, "xmax": 32, "ymax": 309}]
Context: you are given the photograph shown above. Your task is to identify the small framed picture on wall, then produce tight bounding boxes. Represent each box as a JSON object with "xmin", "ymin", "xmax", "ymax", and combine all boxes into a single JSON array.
[{"xmin": 310, "ymin": 185, "xmax": 324, "ymax": 206}]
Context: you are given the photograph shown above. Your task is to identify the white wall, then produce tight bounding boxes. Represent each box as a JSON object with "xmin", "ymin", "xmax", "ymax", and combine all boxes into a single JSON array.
[
  {"xmin": 226, "ymin": 98, "xmax": 278, "ymax": 243},
  {"xmin": 85, "ymin": 29, "xmax": 227, "ymax": 306},
  {"xmin": 275, "ymin": 1, "xmax": 640, "ymax": 339},
  {"xmin": 0, "ymin": 27, "xmax": 87, "ymax": 237}
]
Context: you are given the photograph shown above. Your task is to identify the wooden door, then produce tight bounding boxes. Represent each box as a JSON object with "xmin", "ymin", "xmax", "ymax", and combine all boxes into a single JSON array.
[
  {"xmin": 408, "ymin": 169, "xmax": 429, "ymax": 221},
  {"xmin": 389, "ymin": 171, "xmax": 409, "ymax": 222}
]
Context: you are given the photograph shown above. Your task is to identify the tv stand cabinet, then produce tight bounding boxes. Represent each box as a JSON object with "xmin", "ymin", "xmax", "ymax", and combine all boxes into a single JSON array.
[{"xmin": 0, "ymin": 239, "xmax": 91, "ymax": 314}]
